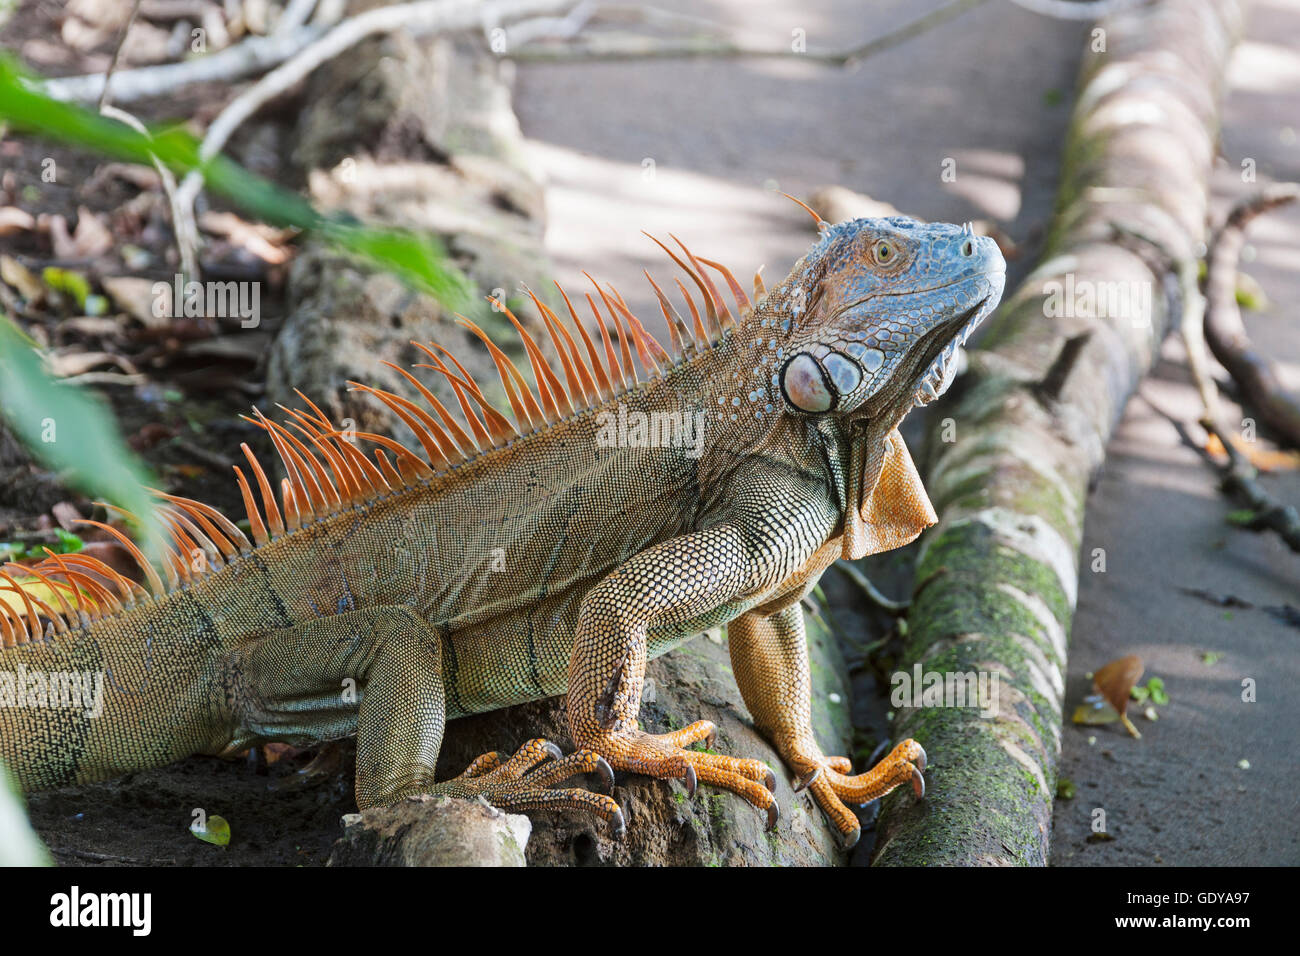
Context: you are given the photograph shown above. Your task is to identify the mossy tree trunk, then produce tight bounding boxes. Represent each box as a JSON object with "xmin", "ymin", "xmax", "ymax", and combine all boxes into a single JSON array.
[{"xmin": 872, "ymin": 0, "xmax": 1242, "ymax": 866}]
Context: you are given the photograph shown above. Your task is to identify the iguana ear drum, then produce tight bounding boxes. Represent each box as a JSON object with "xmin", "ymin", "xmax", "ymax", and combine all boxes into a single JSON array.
[
  {"xmin": 781, "ymin": 348, "xmax": 879, "ymax": 413},
  {"xmin": 780, "ymin": 352, "xmax": 835, "ymax": 412}
]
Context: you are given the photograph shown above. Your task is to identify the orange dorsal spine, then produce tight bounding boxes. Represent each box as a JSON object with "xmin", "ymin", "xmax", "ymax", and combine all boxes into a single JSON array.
[{"xmin": 0, "ymin": 242, "xmax": 753, "ymax": 645}]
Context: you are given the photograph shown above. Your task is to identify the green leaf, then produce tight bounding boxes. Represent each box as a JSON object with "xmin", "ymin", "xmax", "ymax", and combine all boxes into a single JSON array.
[
  {"xmin": 42, "ymin": 267, "xmax": 92, "ymax": 310},
  {"xmin": 53, "ymin": 528, "xmax": 84, "ymax": 553},
  {"xmin": 1146, "ymin": 676, "xmax": 1169, "ymax": 706},
  {"xmin": 0, "ymin": 761, "xmax": 52, "ymax": 865},
  {"xmin": 1226, "ymin": 509, "xmax": 1259, "ymax": 527},
  {"xmin": 0, "ymin": 314, "xmax": 163, "ymax": 558},
  {"xmin": 190, "ymin": 813, "xmax": 231, "ymax": 846}
]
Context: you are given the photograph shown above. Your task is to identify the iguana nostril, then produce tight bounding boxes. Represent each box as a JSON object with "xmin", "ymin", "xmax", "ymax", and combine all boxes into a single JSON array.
[{"xmin": 961, "ymin": 239, "xmax": 974, "ymax": 256}]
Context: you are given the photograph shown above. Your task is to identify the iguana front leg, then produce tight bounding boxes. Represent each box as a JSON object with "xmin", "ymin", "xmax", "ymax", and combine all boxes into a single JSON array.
[
  {"xmin": 728, "ymin": 603, "xmax": 925, "ymax": 848},
  {"xmin": 229, "ymin": 606, "xmax": 620, "ymax": 828},
  {"xmin": 567, "ymin": 525, "xmax": 791, "ymax": 826}
]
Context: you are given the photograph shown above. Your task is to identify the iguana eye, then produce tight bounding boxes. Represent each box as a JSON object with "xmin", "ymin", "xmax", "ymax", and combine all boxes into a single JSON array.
[{"xmin": 875, "ymin": 241, "xmax": 892, "ymax": 263}]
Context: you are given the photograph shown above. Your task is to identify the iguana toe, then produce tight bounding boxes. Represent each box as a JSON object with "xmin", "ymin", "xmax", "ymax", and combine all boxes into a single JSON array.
[
  {"xmin": 782, "ymin": 738, "xmax": 928, "ymax": 847},
  {"xmin": 434, "ymin": 739, "xmax": 624, "ymax": 836},
  {"xmin": 577, "ymin": 722, "xmax": 779, "ymax": 828},
  {"xmin": 841, "ymin": 825, "xmax": 861, "ymax": 851}
]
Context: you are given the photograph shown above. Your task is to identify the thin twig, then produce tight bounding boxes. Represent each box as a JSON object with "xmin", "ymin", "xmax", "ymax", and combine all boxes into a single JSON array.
[
  {"xmin": 173, "ymin": 0, "xmax": 576, "ymax": 218},
  {"xmin": 100, "ymin": 105, "xmax": 200, "ymax": 283},
  {"xmin": 1004, "ymin": 0, "xmax": 1148, "ymax": 20},
  {"xmin": 273, "ymin": 0, "xmax": 320, "ymax": 36},
  {"xmin": 42, "ymin": 26, "xmax": 327, "ymax": 104},
  {"xmin": 835, "ymin": 560, "xmax": 911, "ymax": 615},
  {"xmin": 98, "ymin": 0, "xmax": 145, "ymax": 112}
]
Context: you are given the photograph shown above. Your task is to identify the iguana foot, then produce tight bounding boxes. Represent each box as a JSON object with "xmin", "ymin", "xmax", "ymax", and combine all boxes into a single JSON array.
[
  {"xmin": 435, "ymin": 738, "xmax": 626, "ymax": 836},
  {"xmin": 794, "ymin": 739, "xmax": 926, "ymax": 849},
  {"xmin": 580, "ymin": 720, "xmax": 781, "ymax": 828}
]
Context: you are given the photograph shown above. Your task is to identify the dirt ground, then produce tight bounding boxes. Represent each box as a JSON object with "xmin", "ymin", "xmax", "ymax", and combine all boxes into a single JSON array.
[{"xmin": 5, "ymin": 0, "xmax": 1297, "ymax": 866}]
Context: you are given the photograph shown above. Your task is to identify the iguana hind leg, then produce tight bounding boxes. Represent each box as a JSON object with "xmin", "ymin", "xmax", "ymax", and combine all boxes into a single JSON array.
[
  {"xmin": 728, "ymin": 604, "xmax": 925, "ymax": 848},
  {"xmin": 567, "ymin": 525, "xmax": 783, "ymax": 826},
  {"xmin": 230, "ymin": 606, "xmax": 620, "ymax": 829}
]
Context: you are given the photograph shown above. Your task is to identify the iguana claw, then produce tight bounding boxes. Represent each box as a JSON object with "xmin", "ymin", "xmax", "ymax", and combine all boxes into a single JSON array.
[
  {"xmin": 841, "ymin": 826, "xmax": 861, "ymax": 851},
  {"xmin": 595, "ymin": 755, "xmax": 616, "ymax": 793},
  {"xmin": 766, "ymin": 798, "xmax": 780, "ymax": 831},
  {"xmin": 911, "ymin": 766, "xmax": 926, "ymax": 799},
  {"xmin": 794, "ymin": 765, "xmax": 822, "ymax": 793},
  {"xmin": 575, "ymin": 720, "xmax": 778, "ymax": 824}
]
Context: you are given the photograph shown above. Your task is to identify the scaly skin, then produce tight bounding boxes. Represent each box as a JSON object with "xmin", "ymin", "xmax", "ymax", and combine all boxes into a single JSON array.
[{"xmin": 0, "ymin": 216, "xmax": 1004, "ymax": 848}]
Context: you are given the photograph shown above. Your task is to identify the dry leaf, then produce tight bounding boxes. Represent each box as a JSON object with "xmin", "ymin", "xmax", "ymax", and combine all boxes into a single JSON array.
[
  {"xmin": 0, "ymin": 255, "xmax": 44, "ymax": 301},
  {"xmin": 101, "ymin": 275, "xmax": 171, "ymax": 330},
  {"xmin": 46, "ymin": 350, "xmax": 139, "ymax": 378},
  {"xmin": 50, "ymin": 501, "xmax": 83, "ymax": 532},
  {"xmin": 0, "ymin": 206, "xmax": 36, "ymax": 237},
  {"xmin": 46, "ymin": 207, "xmax": 114, "ymax": 259},
  {"xmin": 199, "ymin": 210, "xmax": 293, "ymax": 264},
  {"xmin": 1206, "ymin": 432, "xmax": 1300, "ymax": 472},
  {"xmin": 1093, "ymin": 654, "xmax": 1144, "ymax": 738}
]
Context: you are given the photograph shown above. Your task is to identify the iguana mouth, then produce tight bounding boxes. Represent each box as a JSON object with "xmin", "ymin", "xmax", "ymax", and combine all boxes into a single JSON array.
[{"xmin": 910, "ymin": 281, "xmax": 1001, "ymax": 408}]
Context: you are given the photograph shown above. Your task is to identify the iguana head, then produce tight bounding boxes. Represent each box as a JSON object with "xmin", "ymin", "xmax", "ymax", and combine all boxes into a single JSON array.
[{"xmin": 773, "ymin": 216, "xmax": 1005, "ymax": 425}]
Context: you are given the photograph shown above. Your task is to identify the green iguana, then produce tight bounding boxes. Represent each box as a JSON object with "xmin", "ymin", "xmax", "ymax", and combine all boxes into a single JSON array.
[{"xmin": 0, "ymin": 212, "xmax": 1005, "ymax": 849}]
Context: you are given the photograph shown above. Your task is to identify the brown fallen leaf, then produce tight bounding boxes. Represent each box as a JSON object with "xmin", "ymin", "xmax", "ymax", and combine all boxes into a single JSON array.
[
  {"xmin": 1206, "ymin": 432, "xmax": 1300, "ymax": 472},
  {"xmin": 199, "ymin": 210, "xmax": 294, "ymax": 264},
  {"xmin": 0, "ymin": 206, "xmax": 36, "ymax": 237},
  {"xmin": 1, "ymin": 255, "xmax": 45, "ymax": 301},
  {"xmin": 101, "ymin": 275, "xmax": 172, "ymax": 330},
  {"xmin": 45, "ymin": 206, "xmax": 114, "ymax": 260},
  {"xmin": 46, "ymin": 349, "xmax": 139, "ymax": 378},
  {"xmin": 50, "ymin": 501, "xmax": 83, "ymax": 532},
  {"xmin": 1093, "ymin": 654, "xmax": 1144, "ymax": 738},
  {"xmin": 85, "ymin": 162, "xmax": 163, "ymax": 194}
]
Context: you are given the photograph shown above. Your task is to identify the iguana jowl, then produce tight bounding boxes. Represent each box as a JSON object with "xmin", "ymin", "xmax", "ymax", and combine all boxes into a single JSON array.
[{"xmin": 0, "ymin": 214, "xmax": 1004, "ymax": 849}]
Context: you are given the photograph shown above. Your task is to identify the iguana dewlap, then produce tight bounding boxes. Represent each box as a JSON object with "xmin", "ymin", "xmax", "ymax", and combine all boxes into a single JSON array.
[{"xmin": 0, "ymin": 215, "xmax": 1005, "ymax": 849}]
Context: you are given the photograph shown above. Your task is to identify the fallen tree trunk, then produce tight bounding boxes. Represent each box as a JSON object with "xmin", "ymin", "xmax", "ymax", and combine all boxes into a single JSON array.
[{"xmin": 871, "ymin": 0, "xmax": 1242, "ymax": 866}]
